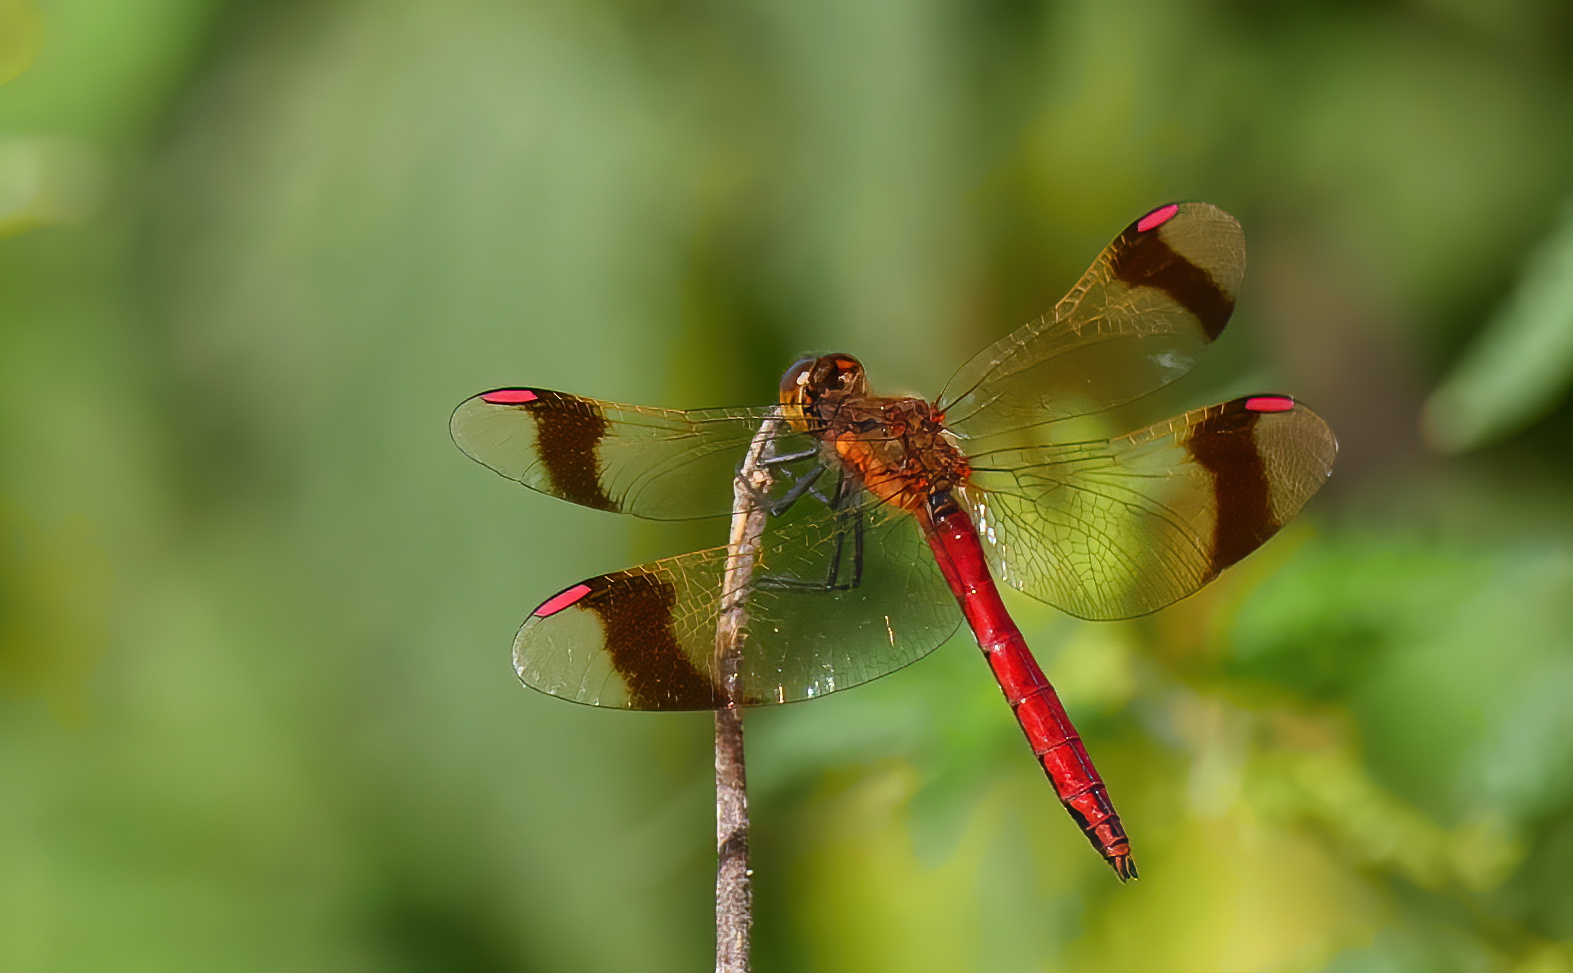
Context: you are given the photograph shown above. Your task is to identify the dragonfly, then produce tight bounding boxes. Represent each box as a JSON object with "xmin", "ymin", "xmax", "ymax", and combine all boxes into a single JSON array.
[{"xmin": 451, "ymin": 202, "xmax": 1337, "ymax": 881}]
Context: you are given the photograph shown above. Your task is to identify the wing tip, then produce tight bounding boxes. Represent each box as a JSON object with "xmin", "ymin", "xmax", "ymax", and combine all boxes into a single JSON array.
[
  {"xmin": 532, "ymin": 582, "xmax": 595, "ymax": 618},
  {"xmin": 1244, "ymin": 394, "xmax": 1296, "ymax": 414},
  {"xmin": 450, "ymin": 387, "xmax": 542, "ymax": 439},
  {"xmin": 479, "ymin": 388, "xmax": 541, "ymax": 405},
  {"xmin": 1233, "ymin": 392, "xmax": 1339, "ymax": 466},
  {"xmin": 1136, "ymin": 203, "xmax": 1181, "ymax": 233}
]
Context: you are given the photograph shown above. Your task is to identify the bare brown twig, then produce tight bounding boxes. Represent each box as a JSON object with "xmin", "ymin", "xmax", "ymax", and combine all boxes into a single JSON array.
[{"xmin": 714, "ymin": 417, "xmax": 779, "ymax": 973}]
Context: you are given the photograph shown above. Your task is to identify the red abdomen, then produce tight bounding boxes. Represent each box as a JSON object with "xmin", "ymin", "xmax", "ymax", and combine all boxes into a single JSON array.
[{"xmin": 919, "ymin": 492, "xmax": 1136, "ymax": 881}]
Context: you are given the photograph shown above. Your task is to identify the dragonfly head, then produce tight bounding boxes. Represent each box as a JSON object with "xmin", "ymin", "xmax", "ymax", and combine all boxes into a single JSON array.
[{"xmin": 779, "ymin": 353, "xmax": 868, "ymax": 433}]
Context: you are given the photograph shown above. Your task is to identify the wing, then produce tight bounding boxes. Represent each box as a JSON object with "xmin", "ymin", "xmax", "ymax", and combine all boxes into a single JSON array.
[
  {"xmin": 451, "ymin": 388, "xmax": 808, "ymax": 520},
  {"xmin": 940, "ymin": 202, "xmax": 1246, "ymax": 443},
  {"xmin": 510, "ymin": 505, "xmax": 962, "ymax": 710},
  {"xmin": 961, "ymin": 396, "xmax": 1336, "ymax": 621}
]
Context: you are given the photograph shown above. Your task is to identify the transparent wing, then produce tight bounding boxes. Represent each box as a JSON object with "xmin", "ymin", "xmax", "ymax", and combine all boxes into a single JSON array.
[
  {"xmin": 962, "ymin": 396, "xmax": 1336, "ymax": 621},
  {"xmin": 941, "ymin": 203, "xmax": 1246, "ymax": 444},
  {"xmin": 510, "ymin": 503, "xmax": 962, "ymax": 710},
  {"xmin": 451, "ymin": 388, "xmax": 808, "ymax": 520}
]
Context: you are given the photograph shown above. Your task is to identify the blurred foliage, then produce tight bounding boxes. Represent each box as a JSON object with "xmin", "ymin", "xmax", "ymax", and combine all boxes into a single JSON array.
[
  {"xmin": 0, "ymin": 0, "xmax": 44, "ymax": 88},
  {"xmin": 2, "ymin": 0, "xmax": 1573, "ymax": 971},
  {"xmin": 1425, "ymin": 196, "xmax": 1573, "ymax": 453},
  {"xmin": 0, "ymin": 499, "xmax": 111, "ymax": 721}
]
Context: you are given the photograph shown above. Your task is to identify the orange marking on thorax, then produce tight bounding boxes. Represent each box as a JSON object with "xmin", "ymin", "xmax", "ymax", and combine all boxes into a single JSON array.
[{"xmin": 834, "ymin": 436, "xmax": 929, "ymax": 512}]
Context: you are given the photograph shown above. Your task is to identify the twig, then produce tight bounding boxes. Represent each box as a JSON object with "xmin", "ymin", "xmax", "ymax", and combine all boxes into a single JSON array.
[{"xmin": 714, "ymin": 416, "xmax": 780, "ymax": 973}]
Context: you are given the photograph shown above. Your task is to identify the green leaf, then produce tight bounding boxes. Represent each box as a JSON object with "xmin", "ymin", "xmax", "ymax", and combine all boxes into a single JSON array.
[{"xmin": 1425, "ymin": 197, "xmax": 1573, "ymax": 452}]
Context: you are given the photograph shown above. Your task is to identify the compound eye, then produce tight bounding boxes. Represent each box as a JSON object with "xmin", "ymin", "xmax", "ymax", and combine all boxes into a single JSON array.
[
  {"xmin": 778, "ymin": 356, "xmax": 818, "ymax": 408},
  {"xmin": 820, "ymin": 354, "xmax": 868, "ymax": 396},
  {"xmin": 778, "ymin": 353, "xmax": 866, "ymax": 434},
  {"xmin": 778, "ymin": 355, "xmax": 825, "ymax": 434}
]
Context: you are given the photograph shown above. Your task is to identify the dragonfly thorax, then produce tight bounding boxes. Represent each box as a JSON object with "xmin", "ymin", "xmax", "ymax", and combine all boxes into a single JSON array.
[{"xmin": 780, "ymin": 353, "xmax": 970, "ymax": 513}]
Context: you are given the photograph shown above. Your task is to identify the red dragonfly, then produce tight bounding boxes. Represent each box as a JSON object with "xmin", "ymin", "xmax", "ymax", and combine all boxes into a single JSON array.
[{"xmin": 452, "ymin": 203, "xmax": 1336, "ymax": 881}]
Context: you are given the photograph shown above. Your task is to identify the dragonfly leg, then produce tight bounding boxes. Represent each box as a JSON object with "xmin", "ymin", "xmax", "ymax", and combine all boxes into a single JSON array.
[
  {"xmin": 753, "ymin": 476, "xmax": 867, "ymax": 593},
  {"xmin": 753, "ymin": 463, "xmax": 825, "ymax": 517},
  {"xmin": 742, "ymin": 440, "xmax": 832, "ymax": 517},
  {"xmin": 847, "ymin": 494, "xmax": 865, "ymax": 587},
  {"xmin": 759, "ymin": 446, "xmax": 821, "ymax": 467}
]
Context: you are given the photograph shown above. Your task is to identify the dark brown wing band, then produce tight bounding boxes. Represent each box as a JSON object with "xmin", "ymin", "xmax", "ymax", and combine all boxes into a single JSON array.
[
  {"xmin": 560, "ymin": 571, "xmax": 724, "ymax": 709},
  {"xmin": 509, "ymin": 389, "xmax": 619, "ymax": 512},
  {"xmin": 1187, "ymin": 397, "xmax": 1286, "ymax": 575},
  {"xmin": 1109, "ymin": 212, "xmax": 1236, "ymax": 341}
]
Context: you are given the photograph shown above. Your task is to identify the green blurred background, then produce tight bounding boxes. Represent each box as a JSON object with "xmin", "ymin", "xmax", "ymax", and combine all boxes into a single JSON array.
[{"xmin": 4, "ymin": 1, "xmax": 1573, "ymax": 970}]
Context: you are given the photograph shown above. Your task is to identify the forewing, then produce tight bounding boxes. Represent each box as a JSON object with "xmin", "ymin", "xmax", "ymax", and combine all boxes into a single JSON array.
[
  {"xmin": 511, "ymin": 506, "xmax": 962, "ymax": 710},
  {"xmin": 451, "ymin": 388, "xmax": 801, "ymax": 520},
  {"xmin": 941, "ymin": 203, "xmax": 1246, "ymax": 442},
  {"xmin": 963, "ymin": 396, "xmax": 1336, "ymax": 620}
]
